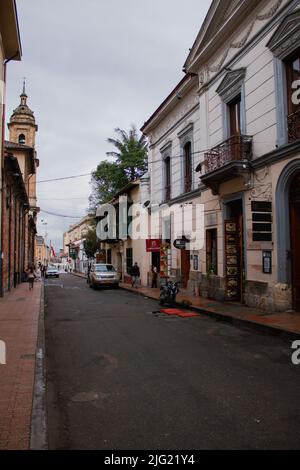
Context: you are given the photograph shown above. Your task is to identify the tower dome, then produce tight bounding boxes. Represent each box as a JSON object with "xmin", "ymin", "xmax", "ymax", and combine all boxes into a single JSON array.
[{"xmin": 8, "ymin": 80, "xmax": 38, "ymax": 147}]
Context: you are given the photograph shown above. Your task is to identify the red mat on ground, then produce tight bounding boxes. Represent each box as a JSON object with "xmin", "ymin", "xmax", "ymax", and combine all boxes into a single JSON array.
[{"xmin": 161, "ymin": 308, "xmax": 199, "ymax": 318}]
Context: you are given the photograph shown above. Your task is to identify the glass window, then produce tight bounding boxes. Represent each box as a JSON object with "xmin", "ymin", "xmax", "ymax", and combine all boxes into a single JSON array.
[
  {"xmin": 126, "ymin": 248, "xmax": 133, "ymax": 273},
  {"xmin": 94, "ymin": 264, "xmax": 116, "ymax": 272},
  {"xmin": 286, "ymin": 50, "xmax": 300, "ymax": 115},
  {"xmin": 184, "ymin": 142, "xmax": 192, "ymax": 193},
  {"xmin": 165, "ymin": 157, "xmax": 171, "ymax": 201},
  {"xmin": 206, "ymin": 229, "xmax": 218, "ymax": 275},
  {"xmin": 228, "ymin": 95, "xmax": 241, "ymax": 136}
]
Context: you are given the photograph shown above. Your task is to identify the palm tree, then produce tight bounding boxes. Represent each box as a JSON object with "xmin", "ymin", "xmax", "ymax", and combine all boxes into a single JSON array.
[{"xmin": 106, "ymin": 125, "xmax": 148, "ymax": 181}]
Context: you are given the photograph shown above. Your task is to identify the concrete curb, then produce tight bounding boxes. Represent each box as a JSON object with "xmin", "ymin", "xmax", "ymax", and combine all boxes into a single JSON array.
[
  {"xmin": 120, "ymin": 285, "xmax": 300, "ymax": 341},
  {"xmin": 30, "ymin": 281, "xmax": 48, "ymax": 450}
]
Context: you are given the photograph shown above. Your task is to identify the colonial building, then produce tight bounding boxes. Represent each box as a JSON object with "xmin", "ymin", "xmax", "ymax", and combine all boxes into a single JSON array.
[
  {"xmin": 64, "ymin": 215, "xmax": 94, "ymax": 273},
  {"xmin": 0, "ymin": 0, "xmax": 22, "ymax": 294},
  {"xmin": 4, "ymin": 85, "xmax": 39, "ymax": 282},
  {"xmin": 142, "ymin": 0, "xmax": 300, "ymax": 312},
  {"xmin": 2, "ymin": 151, "xmax": 28, "ymax": 291},
  {"xmin": 35, "ymin": 235, "xmax": 49, "ymax": 266},
  {"xmin": 96, "ymin": 180, "xmax": 153, "ymax": 286},
  {"xmin": 141, "ymin": 74, "xmax": 202, "ymax": 292}
]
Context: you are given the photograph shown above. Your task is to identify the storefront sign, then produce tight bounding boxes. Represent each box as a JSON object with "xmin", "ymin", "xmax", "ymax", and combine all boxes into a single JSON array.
[
  {"xmin": 146, "ymin": 239, "xmax": 161, "ymax": 253},
  {"xmin": 160, "ymin": 243, "xmax": 171, "ymax": 278},
  {"xmin": 193, "ymin": 255, "xmax": 199, "ymax": 271},
  {"xmin": 224, "ymin": 220, "xmax": 241, "ymax": 301},
  {"xmin": 262, "ymin": 251, "xmax": 272, "ymax": 274}
]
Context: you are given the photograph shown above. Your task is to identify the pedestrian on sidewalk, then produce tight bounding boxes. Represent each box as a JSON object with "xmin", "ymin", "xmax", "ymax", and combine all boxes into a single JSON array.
[
  {"xmin": 131, "ymin": 262, "xmax": 140, "ymax": 288},
  {"xmin": 27, "ymin": 265, "xmax": 36, "ymax": 290},
  {"xmin": 151, "ymin": 266, "xmax": 158, "ymax": 288}
]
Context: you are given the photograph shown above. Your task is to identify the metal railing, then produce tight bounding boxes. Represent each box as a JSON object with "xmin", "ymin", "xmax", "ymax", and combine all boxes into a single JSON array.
[
  {"xmin": 203, "ymin": 135, "xmax": 253, "ymax": 174},
  {"xmin": 288, "ymin": 109, "xmax": 300, "ymax": 143}
]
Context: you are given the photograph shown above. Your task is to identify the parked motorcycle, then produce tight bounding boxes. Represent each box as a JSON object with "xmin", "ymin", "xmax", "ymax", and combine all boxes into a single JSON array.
[{"xmin": 159, "ymin": 280, "xmax": 179, "ymax": 306}]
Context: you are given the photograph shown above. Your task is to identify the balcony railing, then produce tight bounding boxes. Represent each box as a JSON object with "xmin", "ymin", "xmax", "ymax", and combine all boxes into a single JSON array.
[
  {"xmin": 203, "ymin": 135, "xmax": 253, "ymax": 174},
  {"xmin": 288, "ymin": 109, "xmax": 300, "ymax": 143}
]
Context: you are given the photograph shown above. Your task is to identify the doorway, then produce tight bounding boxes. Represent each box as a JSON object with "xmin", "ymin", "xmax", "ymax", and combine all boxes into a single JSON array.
[
  {"xmin": 224, "ymin": 198, "xmax": 244, "ymax": 302},
  {"xmin": 181, "ymin": 249, "xmax": 190, "ymax": 288},
  {"xmin": 290, "ymin": 172, "xmax": 300, "ymax": 311}
]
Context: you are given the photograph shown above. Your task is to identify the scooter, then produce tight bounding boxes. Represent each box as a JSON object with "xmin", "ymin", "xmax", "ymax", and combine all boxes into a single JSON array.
[{"xmin": 159, "ymin": 279, "xmax": 179, "ymax": 306}]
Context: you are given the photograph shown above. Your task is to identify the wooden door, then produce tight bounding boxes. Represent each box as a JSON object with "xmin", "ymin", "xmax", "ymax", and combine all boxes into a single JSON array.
[
  {"xmin": 181, "ymin": 250, "xmax": 190, "ymax": 288},
  {"xmin": 290, "ymin": 203, "xmax": 300, "ymax": 311}
]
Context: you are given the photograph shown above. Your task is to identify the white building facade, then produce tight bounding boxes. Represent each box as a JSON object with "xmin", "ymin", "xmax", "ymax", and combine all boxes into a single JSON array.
[{"xmin": 142, "ymin": 0, "xmax": 300, "ymax": 312}]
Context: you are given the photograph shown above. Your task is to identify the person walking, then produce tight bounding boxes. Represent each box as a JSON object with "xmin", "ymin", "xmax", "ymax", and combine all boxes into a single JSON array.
[
  {"xmin": 151, "ymin": 266, "xmax": 158, "ymax": 288},
  {"xmin": 27, "ymin": 265, "xmax": 36, "ymax": 290},
  {"xmin": 131, "ymin": 262, "xmax": 140, "ymax": 288}
]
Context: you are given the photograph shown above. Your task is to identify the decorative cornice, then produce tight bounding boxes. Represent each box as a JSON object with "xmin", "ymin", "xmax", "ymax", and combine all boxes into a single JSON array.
[
  {"xmin": 267, "ymin": 9, "xmax": 300, "ymax": 59},
  {"xmin": 216, "ymin": 68, "xmax": 246, "ymax": 102},
  {"xmin": 177, "ymin": 122, "xmax": 194, "ymax": 139}
]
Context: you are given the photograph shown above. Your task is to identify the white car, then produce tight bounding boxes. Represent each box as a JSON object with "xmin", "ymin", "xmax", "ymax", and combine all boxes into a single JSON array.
[
  {"xmin": 46, "ymin": 266, "xmax": 59, "ymax": 278},
  {"xmin": 90, "ymin": 264, "xmax": 120, "ymax": 289}
]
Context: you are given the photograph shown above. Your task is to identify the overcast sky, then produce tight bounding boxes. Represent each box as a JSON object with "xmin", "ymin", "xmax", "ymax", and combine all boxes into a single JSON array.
[{"xmin": 6, "ymin": 0, "xmax": 211, "ymax": 252}]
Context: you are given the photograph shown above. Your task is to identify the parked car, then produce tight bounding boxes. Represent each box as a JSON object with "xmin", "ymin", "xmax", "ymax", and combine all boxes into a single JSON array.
[
  {"xmin": 90, "ymin": 264, "xmax": 119, "ymax": 289},
  {"xmin": 46, "ymin": 266, "xmax": 59, "ymax": 278}
]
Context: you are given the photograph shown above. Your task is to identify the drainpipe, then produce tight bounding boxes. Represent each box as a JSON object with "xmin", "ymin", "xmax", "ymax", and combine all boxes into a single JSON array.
[{"xmin": 0, "ymin": 53, "xmax": 19, "ymax": 296}]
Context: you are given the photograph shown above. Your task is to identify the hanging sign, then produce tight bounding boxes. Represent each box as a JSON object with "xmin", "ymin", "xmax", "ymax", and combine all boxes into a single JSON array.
[
  {"xmin": 173, "ymin": 239, "xmax": 188, "ymax": 250},
  {"xmin": 160, "ymin": 243, "xmax": 171, "ymax": 278}
]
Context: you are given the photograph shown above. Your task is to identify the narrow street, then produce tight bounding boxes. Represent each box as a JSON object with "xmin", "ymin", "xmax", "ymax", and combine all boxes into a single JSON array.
[{"xmin": 45, "ymin": 274, "xmax": 300, "ymax": 450}]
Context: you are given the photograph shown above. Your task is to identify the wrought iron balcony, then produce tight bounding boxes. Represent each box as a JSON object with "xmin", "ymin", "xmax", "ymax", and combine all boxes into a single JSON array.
[
  {"xmin": 200, "ymin": 135, "xmax": 253, "ymax": 194},
  {"xmin": 288, "ymin": 109, "xmax": 300, "ymax": 143}
]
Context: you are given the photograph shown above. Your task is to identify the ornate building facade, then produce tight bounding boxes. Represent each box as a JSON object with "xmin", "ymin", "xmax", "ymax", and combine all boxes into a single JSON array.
[{"xmin": 142, "ymin": 0, "xmax": 300, "ymax": 312}]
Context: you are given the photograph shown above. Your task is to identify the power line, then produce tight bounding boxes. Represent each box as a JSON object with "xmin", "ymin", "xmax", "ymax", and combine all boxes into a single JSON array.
[
  {"xmin": 32, "ymin": 173, "xmax": 92, "ymax": 184},
  {"xmin": 40, "ymin": 209, "xmax": 87, "ymax": 219}
]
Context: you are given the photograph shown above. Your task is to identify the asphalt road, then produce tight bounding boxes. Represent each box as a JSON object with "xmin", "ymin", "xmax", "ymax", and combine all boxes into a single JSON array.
[{"xmin": 45, "ymin": 274, "xmax": 300, "ymax": 450}]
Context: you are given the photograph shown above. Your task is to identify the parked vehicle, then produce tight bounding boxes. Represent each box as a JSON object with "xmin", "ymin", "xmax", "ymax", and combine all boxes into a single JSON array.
[
  {"xmin": 45, "ymin": 266, "xmax": 59, "ymax": 278},
  {"xmin": 90, "ymin": 264, "xmax": 120, "ymax": 289},
  {"xmin": 159, "ymin": 280, "xmax": 179, "ymax": 306}
]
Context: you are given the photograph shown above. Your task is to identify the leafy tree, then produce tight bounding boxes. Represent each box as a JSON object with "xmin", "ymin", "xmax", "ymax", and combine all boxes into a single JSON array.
[
  {"xmin": 89, "ymin": 125, "xmax": 148, "ymax": 210},
  {"xmin": 107, "ymin": 126, "xmax": 148, "ymax": 180},
  {"xmin": 83, "ymin": 227, "xmax": 100, "ymax": 282},
  {"xmin": 83, "ymin": 228, "xmax": 99, "ymax": 260},
  {"xmin": 89, "ymin": 161, "xmax": 128, "ymax": 209}
]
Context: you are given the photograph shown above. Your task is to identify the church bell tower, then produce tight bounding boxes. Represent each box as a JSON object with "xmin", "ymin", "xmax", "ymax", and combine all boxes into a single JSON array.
[{"xmin": 7, "ymin": 80, "xmax": 38, "ymax": 148}]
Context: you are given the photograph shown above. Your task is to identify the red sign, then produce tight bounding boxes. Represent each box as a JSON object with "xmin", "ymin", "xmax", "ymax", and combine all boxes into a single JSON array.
[{"xmin": 146, "ymin": 239, "xmax": 161, "ymax": 253}]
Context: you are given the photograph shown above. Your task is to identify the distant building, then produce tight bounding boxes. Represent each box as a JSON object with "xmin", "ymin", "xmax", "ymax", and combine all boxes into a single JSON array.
[
  {"xmin": 64, "ymin": 215, "xmax": 94, "ymax": 273},
  {"xmin": 35, "ymin": 235, "xmax": 49, "ymax": 266},
  {"xmin": 96, "ymin": 180, "xmax": 152, "ymax": 286}
]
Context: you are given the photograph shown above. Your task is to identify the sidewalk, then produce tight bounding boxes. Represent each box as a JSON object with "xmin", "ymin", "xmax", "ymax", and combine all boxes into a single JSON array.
[
  {"xmin": 0, "ymin": 281, "xmax": 42, "ymax": 450},
  {"xmin": 120, "ymin": 283, "xmax": 300, "ymax": 339}
]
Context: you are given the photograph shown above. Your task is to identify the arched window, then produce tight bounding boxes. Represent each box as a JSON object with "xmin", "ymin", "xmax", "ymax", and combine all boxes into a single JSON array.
[
  {"xmin": 18, "ymin": 134, "xmax": 26, "ymax": 145},
  {"xmin": 184, "ymin": 142, "xmax": 192, "ymax": 193}
]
